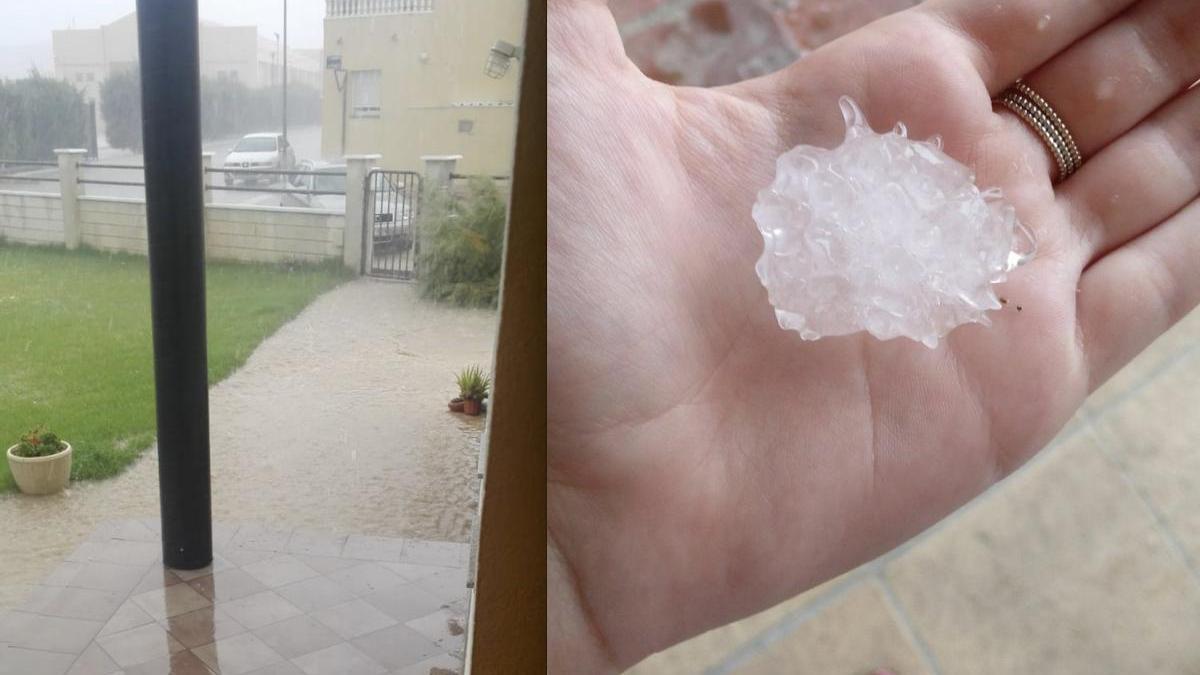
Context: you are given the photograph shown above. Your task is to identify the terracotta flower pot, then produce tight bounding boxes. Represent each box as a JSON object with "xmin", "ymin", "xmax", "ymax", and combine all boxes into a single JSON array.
[
  {"xmin": 448, "ymin": 397, "xmax": 466, "ymax": 412},
  {"xmin": 463, "ymin": 398, "xmax": 482, "ymax": 416},
  {"xmin": 7, "ymin": 442, "xmax": 72, "ymax": 495}
]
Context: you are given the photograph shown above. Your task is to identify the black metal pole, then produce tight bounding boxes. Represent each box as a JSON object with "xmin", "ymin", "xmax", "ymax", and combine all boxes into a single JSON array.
[
  {"xmin": 282, "ymin": 0, "xmax": 288, "ymax": 145},
  {"xmin": 135, "ymin": 0, "xmax": 213, "ymax": 570}
]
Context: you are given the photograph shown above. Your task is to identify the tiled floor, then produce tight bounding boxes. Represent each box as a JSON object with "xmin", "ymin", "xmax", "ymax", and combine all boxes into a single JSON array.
[
  {"xmin": 627, "ymin": 310, "xmax": 1200, "ymax": 674},
  {"xmin": 0, "ymin": 520, "xmax": 469, "ymax": 675}
]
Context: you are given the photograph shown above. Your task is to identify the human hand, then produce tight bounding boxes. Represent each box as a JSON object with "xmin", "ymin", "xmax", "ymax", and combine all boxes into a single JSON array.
[{"xmin": 548, "ymin": 0, "xmax": 1200, "ymax": 671}]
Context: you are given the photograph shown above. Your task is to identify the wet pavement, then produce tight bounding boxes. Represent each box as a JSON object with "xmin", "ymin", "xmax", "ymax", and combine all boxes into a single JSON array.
[
  {"xmin": 0, "ymin": 519, "xmax": 469, "ymax": 675},
  {"xmin": 0, "ymin": 279, "xmax": 498, "ymax": 611}
]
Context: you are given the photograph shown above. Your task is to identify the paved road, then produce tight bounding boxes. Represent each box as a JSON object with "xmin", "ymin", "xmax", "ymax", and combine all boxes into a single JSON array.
[{"xmin": 0, "ymin": 125, "xmax": 329, "ymax": 208}]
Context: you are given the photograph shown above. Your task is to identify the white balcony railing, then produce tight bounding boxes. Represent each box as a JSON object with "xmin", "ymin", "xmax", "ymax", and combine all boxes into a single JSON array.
[{"xmin": 326, "ymin": 0, "xmax": 434, "ymax": 17}]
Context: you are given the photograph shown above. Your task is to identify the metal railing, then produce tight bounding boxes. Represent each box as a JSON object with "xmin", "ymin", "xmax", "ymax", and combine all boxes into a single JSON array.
[
  {"xmin": 203, "ymin": 167, "xmax": 348, "ymax": 196},
  {"xmin": 326, "ymin": 0, "xmax": 434, "ymax": 17},
  {"xmin": 0, "ymin": 160, "xmax": 60, "ymax": 183}
]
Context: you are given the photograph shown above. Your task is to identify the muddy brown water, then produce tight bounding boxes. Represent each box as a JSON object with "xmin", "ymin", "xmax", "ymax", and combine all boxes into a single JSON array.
[{"xmin": 0, "ymin": 280, "xmax": 497, "ymax": 608}]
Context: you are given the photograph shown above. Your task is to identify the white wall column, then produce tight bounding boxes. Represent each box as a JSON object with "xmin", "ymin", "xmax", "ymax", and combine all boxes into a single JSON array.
[
  {"xmin": 54, "ymin": 148, "xmax": 88, "ymax": 250},
  {"xmin": 343, "ymin": 154, "xmax": 381, "ymax": 273}
]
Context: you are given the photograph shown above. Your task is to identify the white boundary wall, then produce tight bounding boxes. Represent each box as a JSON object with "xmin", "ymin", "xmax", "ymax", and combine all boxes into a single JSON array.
[
  {"xmin": 0, "ymin": 191, "xmax": 66, "ymax": 246},
  {"xmin": 1, "ymin": 191, "xmax": 347, "ymax": 265}
]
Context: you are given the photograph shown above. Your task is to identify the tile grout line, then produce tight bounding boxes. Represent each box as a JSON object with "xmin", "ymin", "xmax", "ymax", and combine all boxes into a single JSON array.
[
  {"xmin": 876, "ymin": 572, "xmax": 945, "ymax": 675},
  {"xmin": 706, "ymin": 570, "xmax": 874, "ymax": 674},
  {"xmin": 1088, "ymin": 425, "xmax": 1200, "ymax": 590}
]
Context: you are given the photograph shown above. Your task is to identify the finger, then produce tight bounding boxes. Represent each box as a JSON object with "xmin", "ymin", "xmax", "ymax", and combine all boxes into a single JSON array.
[
  {"xmin": 1020, "ymin": 0, "xmax": 1200, "ymax": 161},
  {"xmin": 920, "ymin": 0, "xmax": 1137, "ymax": 94},
  {"xmin": 1061, "ymin": 83, "xmax": 1200, "ymax": 263},
  {"xmin": 1078, "ymin": 197, "xmax": 1200, "ymax": 391}
]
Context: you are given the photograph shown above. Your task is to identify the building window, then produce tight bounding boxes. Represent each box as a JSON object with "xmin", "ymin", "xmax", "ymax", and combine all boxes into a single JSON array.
[
  {"xmin": 458, "ymin": 119, "xmax": 474, "ymax": 134},
  {"xmin": 349, "ymin": 70, "xmax": 381, "ymax": 118}
]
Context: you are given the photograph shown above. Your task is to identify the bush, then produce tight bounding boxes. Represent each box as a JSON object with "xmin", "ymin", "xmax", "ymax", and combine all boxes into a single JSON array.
[
  {"xmin": 101, "ymin": 67, "xmax": 323, "ymax": 152},
  {"xmin": 417, "ymin": 178, "xmax": 507, "ymax": 308},
  {"xmin": 12, "ymin": 427, "xmax": 68, "ymax": 458},
  {"xmin": 99, "ymin": 68, "xmax": 143, "ymax": 153},
  {"xmin": 0, "ymin": 72, "xmax": 88, "ymax": 160}
]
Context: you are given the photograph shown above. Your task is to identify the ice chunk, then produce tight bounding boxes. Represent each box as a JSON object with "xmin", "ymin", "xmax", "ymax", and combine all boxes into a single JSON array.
[{"xmin": 752, "ymin": 96, "xmax": 1034, "ymax": 348}]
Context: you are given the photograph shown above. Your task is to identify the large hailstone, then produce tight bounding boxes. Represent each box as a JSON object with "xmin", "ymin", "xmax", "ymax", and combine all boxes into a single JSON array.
[{"xmin": 753, "ymin": 96, "xmax": 1034, "ymax": 349}]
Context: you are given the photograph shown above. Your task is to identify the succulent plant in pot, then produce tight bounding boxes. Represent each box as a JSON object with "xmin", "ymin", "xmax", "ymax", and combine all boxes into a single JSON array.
[
  {"xmin": 7, "ymin": 427, "xmax": 72, "ymax": 495},
  {"xmin": 455, "ymin": 365, "xmax": 491, "ymax": 416}
]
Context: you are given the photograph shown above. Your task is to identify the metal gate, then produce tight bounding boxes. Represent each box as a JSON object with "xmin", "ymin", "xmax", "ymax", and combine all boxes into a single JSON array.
[{"xmin": 363, "ymin": 169, "xmax": 421, "ymax": 279}]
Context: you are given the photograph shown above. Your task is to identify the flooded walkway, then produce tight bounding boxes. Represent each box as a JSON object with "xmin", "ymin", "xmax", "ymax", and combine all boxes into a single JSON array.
[{"xmin": 0, "ymin": 279, "xmax": 498, "ymax": 609}]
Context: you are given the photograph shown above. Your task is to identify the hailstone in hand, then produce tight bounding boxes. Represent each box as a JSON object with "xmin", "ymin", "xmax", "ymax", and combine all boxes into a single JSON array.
[{"xmin": 753, "ymin": 96, "xmax": 1034, "ymax": 349}]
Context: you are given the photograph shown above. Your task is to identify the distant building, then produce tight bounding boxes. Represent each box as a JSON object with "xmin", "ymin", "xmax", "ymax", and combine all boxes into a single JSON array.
[
  {"xmin": 52, "ymin": 11, "xmax": 321, "ymax": 107},
  {"xmin": 321, "ymin": 0, "xmax": 525, "ymax": 175}
]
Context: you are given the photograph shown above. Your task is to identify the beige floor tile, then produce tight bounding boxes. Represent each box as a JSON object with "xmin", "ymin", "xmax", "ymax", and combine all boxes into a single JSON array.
[
  {"xmin": 192, "ymin": 632, "xmax": 284, "ymax": 675},
  {"xmin": 327, "ymin": 562, "xmax": 405, "ymax": 597},
  {"xmin": 245, "ymin": 661, "xmax": 307, "ymax": 675},
  {"xmin": 130, "ymin": 567, "xmax": 182, "ymax": 596},
  {"xmin": 415, "ymin": 568, "xmax": 470, "ymax": 605},
  {"xmin": 342, "ymin": 535, "xmax": 407, "ymax": 563},
  {"xmin": 286, "ymin": 530, "xmax": 348, "ymax": 558},
  {"xmin": 218, "ymin": 590, "xmax": 303, "ymax": 631},
  {"xmin": 274, "ymin": 575, "xmax": 355, "ymax": 614},
  {"xmin": 230, "ymin": 525, "xmax": 294, "ymax": 553},
  {"xmin": 241, "ymin": 555, "xmax": 320, "ymax": 589},
  {"xmin": 97, "ymin": 622, "xmax": 185, "ymax": 668},
  {"xmin": 311, "ymin": 599, "xmax": 398, "ymax": 640},
  {"xmin": 69, "ymin": 561, "xmax": 149, "ymax": 595},
  {"xmin": 188, "ymin": 568, "xmax": 269, "ymax": 603},
  {"xmin": 625, "ymin": 571, "xmax": 861, "ymax": 675},
  {"xmin": 161, "ymin": 606, "xmax": 246, "ymax": 648},
  {"xmin": 123, "ymin": 648, "xmax": 212, "ymax": 675},
  {"xmin": 98, "ymin": 601, "xmax": 156, "ymax": 639},
  {"xmin": 390, "ymin": 652, "xmax": 462, "ymax": 675},
  {"xmin": 293, "ymin": 554, "xmax": 359, "ymax": 576},
  {"xmin": 66, "ymin": 642, "xmax": 120, "ymax": 675},
  {"xmin": 377, "ymin": 562, "xmax": 444, "ymax": 584},
  {"xmin": 292, "ymin": 642, "xmax": 387, "ymax": 675},
  {"xmin": 170, "ymin": 554, "xmax": 234, "ymax": 582},
  {"xmin": 131, "ymin": 581, "xmax": 212, "ymax": 621},
  {"xmin": 884, "ymin": 429, "xmax": 1200, "ymax": 674},
  {"xmin": 252, "ymin": 614, "xmax": 342, "ymax": 660},
  {"xmin": 86, "ymin": 520, "xmax": 159, "ymax": 544},
  {"xmin": 361, "ymin": 582, "xmax": 445, "ymax": 623},
  {"xmin": 43, "ymin": 561, "xmax": 85, "ymax": 587},
  {"xmin": 20, "ymin": 585, "xmax": 125, "ymax": 622},
  {"xmin": 397, "ymin": 540, "xmax": 466, "ymax": 569},
  {"xmin": 92, "ymin": 540, "xmax": 161, "ymax": 567},
  {"xmin": 404, "ymin": 608, "xmax": 465, "ymax": 652},
  {"xmin": 0, "ymin": 610, "xmax": 103, "ymax": 653},
  {"xmin": 351, "ymin": 624, "xmax": 444, "ymax": 670},
  {"xmin": 221, "ymin": 547, "xmax": 280, "ymax": 568},
  {"xmin": 731, "ymin": 580, "xmax": 930, "ymax": 675},
  {"xmin": 1094, "ymin": 348, "xmax": 1200, "ymax": 562},
  {"xmin": 1086, "ymin": 307, "xmax": 1200, "ymax": 413},
  {"xmin": 0, "ymin": 645, "xmax": 77, "ymax": 675}
]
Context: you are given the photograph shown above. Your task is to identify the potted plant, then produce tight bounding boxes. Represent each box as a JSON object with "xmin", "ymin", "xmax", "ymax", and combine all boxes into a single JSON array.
[
  {"xmin": 7, "ymin": 427, "xmax": 72, "ymax": 495},
  {"xmin": 455, "ymin": 365, "xmax": 491, "ymax": 416}
]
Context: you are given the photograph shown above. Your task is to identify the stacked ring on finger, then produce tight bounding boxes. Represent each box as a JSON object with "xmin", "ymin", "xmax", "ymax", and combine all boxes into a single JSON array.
[{"xmin": 996, "ymin": 80, "xmax": 1082, "ymax": 183}]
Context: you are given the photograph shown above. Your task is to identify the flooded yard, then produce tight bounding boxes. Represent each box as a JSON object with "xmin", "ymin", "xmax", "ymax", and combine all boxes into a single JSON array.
[{"xmin": 0, "ymin": 279, "xmax": 497, "ymax": 609}]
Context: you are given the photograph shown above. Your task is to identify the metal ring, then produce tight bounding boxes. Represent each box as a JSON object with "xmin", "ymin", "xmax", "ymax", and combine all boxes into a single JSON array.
[{"xmin": 996, "ymin": 80, "xmax": 1082, "ymax": 183}]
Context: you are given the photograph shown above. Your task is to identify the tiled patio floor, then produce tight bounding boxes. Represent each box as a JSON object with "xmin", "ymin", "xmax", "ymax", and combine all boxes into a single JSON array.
[
  {"xmin": 627, "ymin": 310, "xmax": 1200, "ymax": 674},
  {"xmin": 0, "ymin": 520, "xmax": 469, "ymax": 675}
]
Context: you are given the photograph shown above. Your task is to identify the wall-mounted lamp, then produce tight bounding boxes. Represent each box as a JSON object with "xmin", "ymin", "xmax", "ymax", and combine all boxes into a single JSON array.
[{"xmin": 485, "ymin": 40, "xmax": 522, "ymax": 79}]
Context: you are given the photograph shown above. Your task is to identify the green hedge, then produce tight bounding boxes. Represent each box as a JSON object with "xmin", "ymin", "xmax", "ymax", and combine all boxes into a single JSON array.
[
  {"xmin": 0, "ymin": 73, "xmax": 88, "ymax": 161},
  {"xmin": 417, "ymin": 178, "xmax": 507, "ymax": 308}
]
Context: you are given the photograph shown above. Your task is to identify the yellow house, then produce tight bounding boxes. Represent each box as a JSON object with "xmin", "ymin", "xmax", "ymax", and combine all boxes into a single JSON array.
[{"xmin": 321, "ymin": 0, "xmax": 525, "ymax": 176}]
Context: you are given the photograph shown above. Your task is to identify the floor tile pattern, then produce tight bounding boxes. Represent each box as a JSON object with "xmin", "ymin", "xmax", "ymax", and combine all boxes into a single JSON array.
[{"xmin": 0, "ymin": 521, "xmax": 469, "ymax": 675}]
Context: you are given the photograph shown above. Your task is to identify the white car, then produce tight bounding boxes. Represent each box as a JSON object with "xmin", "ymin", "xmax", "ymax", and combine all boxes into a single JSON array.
[
  {"xmin": 223, "ymin": 133, "xmax": 295, "ymax": 185},
  {"xmin": 284, "ymin": 160, "xmax": 347, "ymax": 211}
]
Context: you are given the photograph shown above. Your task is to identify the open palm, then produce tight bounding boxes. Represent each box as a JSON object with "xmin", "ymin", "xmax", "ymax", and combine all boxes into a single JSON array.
[{"xmin": 548, "ymin": 0, "xmax": 1200, "ymax": 671}]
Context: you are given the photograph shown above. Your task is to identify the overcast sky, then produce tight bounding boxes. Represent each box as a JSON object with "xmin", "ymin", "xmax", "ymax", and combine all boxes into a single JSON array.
[{"xmin": 0, "ymin": 0, "xmax": 326, "ymax": 49}]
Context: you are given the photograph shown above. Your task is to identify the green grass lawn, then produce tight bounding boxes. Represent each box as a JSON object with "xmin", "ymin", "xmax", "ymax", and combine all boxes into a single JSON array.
[{"xmin": 0, "ymin": 244, "xmax": 348, "ymax": 492}]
